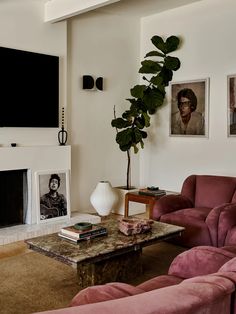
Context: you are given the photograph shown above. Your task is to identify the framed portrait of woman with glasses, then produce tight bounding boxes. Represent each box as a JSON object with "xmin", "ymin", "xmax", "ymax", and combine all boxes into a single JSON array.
[{"xmin": 170, "ymin": 78, "xmax": 209, "ymax": 137}]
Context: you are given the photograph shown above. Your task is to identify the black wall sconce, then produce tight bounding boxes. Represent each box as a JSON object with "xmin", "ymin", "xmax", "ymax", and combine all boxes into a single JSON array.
[{"xmin": 82, "ymin": 75, "xmax": 103, "ymax": 91}]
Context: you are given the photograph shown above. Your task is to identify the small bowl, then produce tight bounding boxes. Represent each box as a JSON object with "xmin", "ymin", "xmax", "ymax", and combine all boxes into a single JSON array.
[{"xmin": 74, "ymin": 222, "xmax": 92, "ymax": 231}]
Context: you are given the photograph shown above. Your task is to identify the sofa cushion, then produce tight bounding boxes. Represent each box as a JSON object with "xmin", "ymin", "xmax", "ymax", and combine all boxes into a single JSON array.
[
  {"xmin": 36, "ymin": 276, "xmax": 234, "ymax": 314},
  {"xmin": 183, "ymin": 272, "xmax": 236, "ymax": 290},
  {"xmin": 70, "ymin": 282, "xmax": 144, "ymax": 307},
  {"xmin": 223, "ymin": 225, "xmax": 236, "ymax": 246},
  {"xmin": 219, "ymin": 257, "xmax": 236, "ymax": 273},
  {"xmin": 168, "ymin": 246, "xmax": 236, "ymax": 279},
  {"xmin": 160, "ymin": 210, "xmax": 212, "ymax": 247},
  {"xmin": 137, "ymin": 275, "xmax": 182, "ymax": 292},
  {"xmin": 169, "ymin": 207, "xmax": 212, "ymax": 220}
]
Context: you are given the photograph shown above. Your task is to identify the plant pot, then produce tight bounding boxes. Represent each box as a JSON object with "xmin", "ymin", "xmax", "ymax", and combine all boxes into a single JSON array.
[
  {"xmin": 90, "ymin": 181, "xmax": 118, "ymax": 216},
  {"xmin": 112, "ymin": 186, "xmax": 146, "ymax": 216}
]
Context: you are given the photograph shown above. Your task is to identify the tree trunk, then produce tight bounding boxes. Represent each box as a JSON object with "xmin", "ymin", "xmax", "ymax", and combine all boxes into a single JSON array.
[{"xmin": 126, "ymin": 149, "xmax": 131, "ymax": 190}]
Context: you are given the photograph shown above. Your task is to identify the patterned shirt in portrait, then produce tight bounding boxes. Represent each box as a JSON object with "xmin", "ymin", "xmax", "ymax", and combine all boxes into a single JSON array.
[{"xmin": 40, "ymin": 192, "xmax": 67, "ymax": 217}]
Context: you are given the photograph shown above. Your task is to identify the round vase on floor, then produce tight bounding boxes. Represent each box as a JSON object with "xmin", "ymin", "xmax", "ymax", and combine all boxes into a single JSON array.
[{"xmin": 90, "ymin": 181, "xmax": 117, "ymax": 216}]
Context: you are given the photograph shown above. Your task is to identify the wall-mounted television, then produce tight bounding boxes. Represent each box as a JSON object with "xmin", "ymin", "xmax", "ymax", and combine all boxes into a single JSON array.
[{"xmin": 0, "ymin": 46, "xmax": 59, "ymax": 127}]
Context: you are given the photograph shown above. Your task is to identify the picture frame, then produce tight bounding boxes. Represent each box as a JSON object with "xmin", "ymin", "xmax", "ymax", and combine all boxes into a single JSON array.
[
  {"xmin": 35, "ymin": 169, "xmax": 70, "ymax": 223},
  {"xmin": 227, "ymin": 74, "xmax": 236, "ymax": 136},
  {"xmin": 170, "ymin": 78, "xmax": 209, "ymax": 137}
]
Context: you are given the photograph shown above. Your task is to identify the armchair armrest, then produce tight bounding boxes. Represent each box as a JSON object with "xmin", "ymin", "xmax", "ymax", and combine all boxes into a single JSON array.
[
  {"xmin": 206, "ymin": 203, "xmax": 236, "ymax": 247},
  {"xmin": 152, "ymin": 194, "xmax": 193, "ymax": 220},
  {"xmin": 168, "ymin": 246, "xmax": 236, "ymax": 279}
]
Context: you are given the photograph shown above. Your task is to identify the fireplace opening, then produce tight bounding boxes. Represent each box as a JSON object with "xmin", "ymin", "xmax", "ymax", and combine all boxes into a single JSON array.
[{"xmin": 0, "ymin": 169, "xmax": 28, "ymax": 228}]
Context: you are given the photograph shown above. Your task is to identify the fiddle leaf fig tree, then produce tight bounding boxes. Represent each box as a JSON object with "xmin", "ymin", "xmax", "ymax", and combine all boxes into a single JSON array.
[{"xmin": 111, "ymin": 35, "xmax": 181, "ymax": 190}]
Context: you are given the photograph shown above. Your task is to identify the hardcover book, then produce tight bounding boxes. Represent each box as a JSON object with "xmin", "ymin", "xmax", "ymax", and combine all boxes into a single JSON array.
[
  {"xmin": 139, "ymin": 189, "xmax": 166, "ymax": 197},
  {"xmin": 58, "ymin": 230, "xmax": 107, "ymax": 243},
  {"xmin": 60, "ymin": 224, "xmax": 107, "ymax": 239}
]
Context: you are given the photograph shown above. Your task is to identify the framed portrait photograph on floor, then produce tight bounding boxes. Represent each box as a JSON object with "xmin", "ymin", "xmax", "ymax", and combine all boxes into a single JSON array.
[
  {"xmin": 35, "ymin": 169, "xmax": 70, "ymax": 223},
  {"xmin": 228, "ymin": 74, "xmax": 236, "ymax": 136},
  {"xmin": 170, "ymin": 78, "xmax": 209, "ymax": 137}
]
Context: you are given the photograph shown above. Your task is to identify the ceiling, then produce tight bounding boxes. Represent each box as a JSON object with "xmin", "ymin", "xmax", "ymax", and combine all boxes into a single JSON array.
[
  {"xmin": 43, "ymin": 0, "xmax": 204, "ymax": 23},
  {"xmin": 96, "ymin": 0, "xmax": 203, "ymax": 17}
]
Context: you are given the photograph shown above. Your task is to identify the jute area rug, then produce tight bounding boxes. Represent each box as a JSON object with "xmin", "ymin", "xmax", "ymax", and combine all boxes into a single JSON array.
[
  {"xmin": 0, "ymin": 243, "xmax": 79, "ymax": 314},
  {"xmin": 0, "ymin": 241, "xmax": 185, "ymax": 314}
]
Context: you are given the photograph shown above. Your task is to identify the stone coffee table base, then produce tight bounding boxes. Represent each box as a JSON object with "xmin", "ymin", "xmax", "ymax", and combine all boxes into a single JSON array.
[{"xmin": 77, "ymin": 249, "xmax": 142, "ymax": 290}]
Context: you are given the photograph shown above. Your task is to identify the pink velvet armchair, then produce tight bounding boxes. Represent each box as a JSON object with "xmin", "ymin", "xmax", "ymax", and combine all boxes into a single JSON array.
[{"xmin": 152, "ymin": 174, "xmax": 236, "ymax": 247}]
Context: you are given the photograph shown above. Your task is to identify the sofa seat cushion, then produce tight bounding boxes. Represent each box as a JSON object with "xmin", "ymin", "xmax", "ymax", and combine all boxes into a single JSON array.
[
  {"xmin": 163, "ymin": 207, "xmax": 212, "ymax": 221},
  {"xmin": 160, "ymin": 208, "xmax": 213, "ymax": 247},
  {"xmin": 70, "ymin": 282, "xmax": 144, "ymax": 307},
  {"xmin": 137, "ymin": 275, "xmax": 182, "ymax": 292},
  {"xmin": 169, "ymin": 246, "xmax": 236, "ymax": 279}
]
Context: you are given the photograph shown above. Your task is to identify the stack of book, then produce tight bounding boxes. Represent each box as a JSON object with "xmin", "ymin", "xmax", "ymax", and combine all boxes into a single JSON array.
[
  {"xmin": 58, "ymin": 224, "xmax": 107, "ymax": 243},
  {"xmin": 139, "ymin": 188, "xmax": 166, "ymax": 197}
]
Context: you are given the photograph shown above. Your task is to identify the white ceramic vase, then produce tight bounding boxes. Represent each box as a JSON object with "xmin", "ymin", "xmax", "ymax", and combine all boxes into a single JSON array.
[{"xmin": 90, "ymin": 181, "xmax": 118, "ymax": 216}]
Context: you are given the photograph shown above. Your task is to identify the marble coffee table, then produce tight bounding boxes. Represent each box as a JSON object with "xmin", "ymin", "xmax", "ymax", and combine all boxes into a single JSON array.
[{"xmin": 25, "ymin": 217, "xmax": 184, "ymax": 290}]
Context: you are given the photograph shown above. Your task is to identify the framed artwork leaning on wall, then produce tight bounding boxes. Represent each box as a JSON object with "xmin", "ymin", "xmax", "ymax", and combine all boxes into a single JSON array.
[
  {"xmin": 170, "ymin": 78, "xmax": 209, "ymax": 137},
  {"xmin": 228, "ymin": 74, "xmax": 236, "ymax": 136},
  {"xmin": 35, "ymin": 169, "xmax": 70, "ymax": 223}
]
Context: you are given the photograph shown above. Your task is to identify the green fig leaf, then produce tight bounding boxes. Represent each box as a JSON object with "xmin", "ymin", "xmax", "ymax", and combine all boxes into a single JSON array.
[
  {"xmin": 145, "ymin": 50, "xmax": 165, "ymax": 58},
  {"xmin": 165, "ymin": 56, "xmax": 181, "ymax": 71},
  {"xmin": 130, "ymin": 85, "xmax": 146, "ymax": 98},
  {"xmin": 139, "ymin": 60, "xmax": 162, "ymax": 74},
  {"xmin": 159, "ymin": 66, "xmax": 173, "ymax": 86},
  {"xmin": 111, "ymin": 118, "xmax": 131, "ymax": 129},
  {"xmin": 151, "ymin": 36, "xmax": 166, "ymax": 53},
  {"xmin": 165, "ymin": 36, "xmax": 180, "ymax": 54}
]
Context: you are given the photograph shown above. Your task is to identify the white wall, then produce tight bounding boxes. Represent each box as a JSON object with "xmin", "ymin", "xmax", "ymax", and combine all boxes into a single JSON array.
[
  {"xmin": 140, "ymin": 0, "xmax": 236, "ymax": 192},
  {"xmin": 68, "ymin": 11, "xmax": 140, "ymax": 212},
  {"xmin": 0, "ymin": 0, "xmax": 67, "ymax": 146},
  {"xmin": 4, "ymin": 0, "xmax": 235, "ymax": 214},
  {"xmin": 0, "ymin": 1, "xmax": 72, "ymax": 221}
]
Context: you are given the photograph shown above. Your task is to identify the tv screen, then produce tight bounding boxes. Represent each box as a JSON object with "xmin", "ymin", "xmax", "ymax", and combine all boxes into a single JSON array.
[{"xmin": 0, "ymin": 46, "xmax": 59, "ymax": 127}]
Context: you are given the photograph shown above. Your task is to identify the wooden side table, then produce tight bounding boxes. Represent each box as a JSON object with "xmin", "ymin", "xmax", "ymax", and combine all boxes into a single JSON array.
[{"xmin": 124, "ymin": 191, "xmax": 165, "ymax": 219}]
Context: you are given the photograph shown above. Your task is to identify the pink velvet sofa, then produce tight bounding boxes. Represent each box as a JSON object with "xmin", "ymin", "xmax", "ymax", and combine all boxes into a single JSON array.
[
  {"xmin": 35, "ymin": 245, "xmax": 236, "ymax": 314},
  {"xmin": 152, "ymin": 174, "xmax": 236, "ymax": 247}
]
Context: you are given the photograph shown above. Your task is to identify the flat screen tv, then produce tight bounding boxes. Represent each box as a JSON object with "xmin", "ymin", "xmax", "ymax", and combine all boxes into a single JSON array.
[{"xmin": 0, "ymin": 46, "xmax": 59, "ymax": 127}]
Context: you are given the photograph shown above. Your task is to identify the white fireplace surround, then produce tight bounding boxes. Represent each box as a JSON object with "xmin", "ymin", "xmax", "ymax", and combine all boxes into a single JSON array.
[
  {"xmin": 0, "ymin": 145, "xmax": 103, "ymax": 245},
  {"xmin": 0, "ymin": 145, "xmax": 71, "ymax": 225}
]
